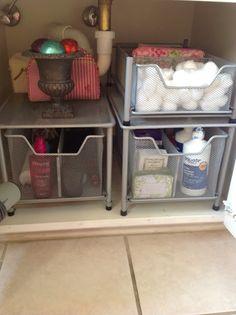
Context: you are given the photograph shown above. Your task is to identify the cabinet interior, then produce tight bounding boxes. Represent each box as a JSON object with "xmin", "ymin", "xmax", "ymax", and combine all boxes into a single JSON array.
[{"xmin": 1, "ymin": 0, "xmax": 236, "ymax": 238}]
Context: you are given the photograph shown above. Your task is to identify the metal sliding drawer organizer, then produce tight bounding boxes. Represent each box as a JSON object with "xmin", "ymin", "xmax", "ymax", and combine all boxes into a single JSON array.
[
  {"xmin": 129, "ymin": 128, "xmax": 227, "ymax": 201},
  {"xmin": 131, "ymin": 57, "xmax": 236, "ymax": 115},
  {"xmin": 5, "ymin": 128, "xmax": 104, "ymax": 203},
  {"xmin": 108, "ymin": 43, "xmax": 236, "ymax": 215}
]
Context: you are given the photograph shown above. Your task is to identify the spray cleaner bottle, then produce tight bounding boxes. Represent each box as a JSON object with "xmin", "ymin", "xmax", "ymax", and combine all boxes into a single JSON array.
[{"xmin": 181, "ymin": 127, "xmax": 211, "ymax": 196}]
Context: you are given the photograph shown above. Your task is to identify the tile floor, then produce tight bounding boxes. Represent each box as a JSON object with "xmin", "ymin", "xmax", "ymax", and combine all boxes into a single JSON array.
[{"xmin": 0, "ymin": 231, "xmax": 236, "ymax": 315}]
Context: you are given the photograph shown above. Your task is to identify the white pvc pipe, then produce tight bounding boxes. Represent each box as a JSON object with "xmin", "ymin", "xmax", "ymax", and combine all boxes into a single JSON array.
[{"xmin": 95, "ymin": 30, "xmax": 115, "ymax": 76}]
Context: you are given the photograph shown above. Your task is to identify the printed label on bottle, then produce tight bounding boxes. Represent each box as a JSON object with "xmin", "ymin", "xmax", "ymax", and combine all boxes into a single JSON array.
[{"xmin": 182, "ymin": 157, "xmax": 208, "ymax": 190}]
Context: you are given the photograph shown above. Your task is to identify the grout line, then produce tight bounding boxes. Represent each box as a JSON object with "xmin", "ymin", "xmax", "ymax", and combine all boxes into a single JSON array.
[
  {"xmin": 0, "ymin": 243, "xmax": 8, "ymax": 270},
  {"xmin": 199, "ymin": 312, "xmax": 236, "ymax": 315},
  {"xmin": 124, "ymin": 236, "xmax": 143, "ymax": 315}
]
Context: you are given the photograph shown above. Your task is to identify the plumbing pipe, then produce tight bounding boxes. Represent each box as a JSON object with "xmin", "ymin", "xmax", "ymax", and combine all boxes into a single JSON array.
[
  {"xmin": 98, "ymin": 0, "xmax": 112, "ymax": 31},
  {"xmin": 95, "ymin": 30, "xmax": 115, "ymax": 76},
  {"xmin": 95, "ymin": 0, "xmax": 114, "ymax": 76},
  {"xmin": 47, "ymin": 23, "xmax": 92, "ymax": 54}
]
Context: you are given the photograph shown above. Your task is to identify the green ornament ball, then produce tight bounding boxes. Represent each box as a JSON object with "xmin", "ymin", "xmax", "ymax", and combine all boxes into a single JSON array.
[{"xmin": 39, "ymin": 40, "xmax": 65, "ymax": 55}]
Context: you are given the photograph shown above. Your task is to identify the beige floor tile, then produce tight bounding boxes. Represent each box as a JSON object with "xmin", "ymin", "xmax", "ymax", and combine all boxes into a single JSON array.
[
  {"xmin": 0, "ymin": 237, "xmax": 138, "ymax": 315},
  {"xmin": 128, "ymin": 231, "xmax": 236, "ymax": 315}
]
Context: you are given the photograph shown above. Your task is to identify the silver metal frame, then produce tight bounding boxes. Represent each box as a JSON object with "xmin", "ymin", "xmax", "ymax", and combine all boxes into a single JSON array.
[
  {"xmin": 108, "ymin": 43, "xmax": 236, "ymax": 215},
  {"xmin": 0, "ymin": 94, "xmax": 115, "ymax": 209}
]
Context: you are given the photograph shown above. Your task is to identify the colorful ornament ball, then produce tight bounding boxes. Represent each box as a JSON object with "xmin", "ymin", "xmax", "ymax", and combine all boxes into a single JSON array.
[
  {"xmin": 31, "ymin": 38, "xmax": 48, "ymax": 53},
  {"xmin": 61, "ymin": 38, "xmax": 79, "ymax": 54},
  {"xmin": 39, "ymin": 40, "xmax": 65, "ymax": 55}
]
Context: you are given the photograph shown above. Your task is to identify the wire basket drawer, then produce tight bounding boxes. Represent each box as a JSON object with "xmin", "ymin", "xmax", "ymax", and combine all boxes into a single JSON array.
[
  {"xmin": 5, "ymin": 128, "xmax": 104, "ymax": 201},
  {"xmin": 131, "ymin": 56, "xmax": 236, "ymax": 114},
  {"xmin": 129, "ymin": 128, "xmax": 227, "ymax": 200}
]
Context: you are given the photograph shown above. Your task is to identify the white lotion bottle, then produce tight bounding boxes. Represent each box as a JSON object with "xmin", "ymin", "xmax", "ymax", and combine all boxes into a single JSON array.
[
  {"xmin": 181, "ymin": 127, "xmax": 211, "ymax": 196},
  {"xmin": 175, "ymin": 128, "xmax": 193, "ymax": 152}
]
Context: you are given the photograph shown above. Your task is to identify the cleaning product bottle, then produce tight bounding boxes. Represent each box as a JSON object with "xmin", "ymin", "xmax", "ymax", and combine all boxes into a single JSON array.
[
  {"xmin": 175, "ymin": 127, "xmax": 193, "ymax": 152},
  {"xmin": 181, "ymin": 127, "xmax": 211, "ymax": 196},
  {"xmin": 30, "ymin": 136, "xmax": 52, "ymax": 198}
]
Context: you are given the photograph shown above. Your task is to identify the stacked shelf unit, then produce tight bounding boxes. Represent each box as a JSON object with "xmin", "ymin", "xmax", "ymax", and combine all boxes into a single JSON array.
[
  {"xmin": 0, "ymin": 94, "xmax": 115, "ymax": 209},
  {"xmin": 108, "ymin": 43, "xmax": 236, "ymax": 216}
]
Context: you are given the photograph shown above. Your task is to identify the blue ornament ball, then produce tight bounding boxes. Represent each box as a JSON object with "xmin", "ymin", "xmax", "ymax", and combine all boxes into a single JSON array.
[{"xmin": 39, "ymin": 40, "xmax": 65, "ymax": 55}]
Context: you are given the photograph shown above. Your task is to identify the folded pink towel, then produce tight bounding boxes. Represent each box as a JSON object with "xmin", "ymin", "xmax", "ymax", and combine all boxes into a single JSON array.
[{"xmin": 132, "ymin": 47, "xmax": 205, "ymax": 59}]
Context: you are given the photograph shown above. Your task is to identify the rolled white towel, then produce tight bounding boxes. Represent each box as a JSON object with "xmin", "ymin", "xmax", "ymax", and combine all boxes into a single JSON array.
[
  {"xmin": 204, "ymin": 87, "xmax": 227, "ymax": 100},
  {"xmin": 142, "ymin": 77, "xmax": 158, "ymax": 97},
  {"xmin": 182, "ymin": 60, "xmax": 198, "ymax": 70},
  {"xmin": 19, "ymin": 150, "xmax": 32, "ymax": 186},
  {"xmin": 217, "ymin": 73, "xmax": 234, "ymax": 90},
  {"xmin": 162, "ymin": 101, "xmax": 178, "ymax": 112},
  {"xmin": 178, "ymin": 89, "xmax": 192, "ymax": 103},
  {"xmin": 164, "ymin": 89, "xmax": 180, "ymax": 103},
  {"xmin": 136, "ymin": 89, "xmax": 162, "ymax": 112},
  {"xmin": 176, "ymin": 60, "xmax": 204, "ymax": 71},
  {"xmin": 204, "ymin": 77, "xmax": 221, "ymax": 94},
  {"xmin": 182, "ymin": 100, "xmax": 198, "ymax": 111},
  {"xmin": 173, "ymin": 69, "xmax": 192, "ymax": 86},
  {"xmin": 190, "ymin": 89, "xmax": 204, "ymax": 101},
  {"xmin": 200, "ymin": 95, "xmax": 228, "ymax": 110},
  {"xmin": 202, "ymin": 61, "xmax": 219, "ymax": 85},
  {"xmin": 190, "ymin": 69, "xmax": 207, "ymax": 87}
]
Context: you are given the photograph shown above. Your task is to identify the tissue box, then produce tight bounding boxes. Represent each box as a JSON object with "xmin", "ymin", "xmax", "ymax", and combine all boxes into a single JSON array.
[
  {"xmin": 133, "ymin": 169, "xmax": 173, "ymax": 198},
  {"xmin": 9, "ymin": 53, "xmax": 30, "ymax": 93},
  {"xmin": 27, "ymin": 50, "xmax": 100, "ymax": 101}
]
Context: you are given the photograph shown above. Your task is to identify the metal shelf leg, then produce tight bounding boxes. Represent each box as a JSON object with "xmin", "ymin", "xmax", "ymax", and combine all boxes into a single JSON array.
[
  {"xmin": 121, "ymin": 128, "xmax": 129, "ymax": 216},
  {"xmin": 0, "ymin": 130, "xmax": 8, "ymax": 182},
  {"xmin": 106, "ymin": 127, "xmax": 113, "ymax": 210}
]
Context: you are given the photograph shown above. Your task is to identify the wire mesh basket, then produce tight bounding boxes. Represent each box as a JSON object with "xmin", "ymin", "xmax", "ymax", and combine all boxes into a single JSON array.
[
  {"xmin": 131, "ymin": 56, "xmax": 236, "ymax": 114},
  {"xmin": 129, "ymin": 127, "xmax": 227, "ymax": 200},
  {"xmin": 5, "ymin": 128, "xmax": 104, "ymax": 200}
]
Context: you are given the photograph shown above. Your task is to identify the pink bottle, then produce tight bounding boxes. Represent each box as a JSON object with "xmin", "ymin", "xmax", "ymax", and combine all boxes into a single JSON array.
[{"xmin": 30, "ymin": 136, "xmax": 52, "ymax": 198}]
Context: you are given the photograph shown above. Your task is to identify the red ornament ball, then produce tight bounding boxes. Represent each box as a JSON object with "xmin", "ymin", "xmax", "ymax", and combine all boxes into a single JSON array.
[
  {"xmin": 60, "ymin": 39, "xmax": 79, "ymax": 54},
  {"xmin": 31, "ymin": 38, "xmax": 48, "ymax": 53}
]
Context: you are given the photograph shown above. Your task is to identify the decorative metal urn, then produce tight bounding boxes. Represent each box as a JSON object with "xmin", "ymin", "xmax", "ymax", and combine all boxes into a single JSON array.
[{"xmin": 23, "ymin": 51, "xmax": 83, "ymax": 118}]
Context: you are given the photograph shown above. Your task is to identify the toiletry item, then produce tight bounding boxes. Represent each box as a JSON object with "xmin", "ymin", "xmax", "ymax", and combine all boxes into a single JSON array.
[
  {"xmin": 181, "ymin": 127, "xmax": 211, "ymax": 196},
  {"xmin": 133, "ymin": 169, "xmax": 173, "ymax": 199},
  {"xmin": 175, "ymin": 128, "xmax": 193, "ymax": 152},
  {"xmin": 137, "ymin": 149, "xmax": 168, "ymax": 171},
  {"xmin": 30, "ymin": 136, "xmax": 52, "ymax": 198}
]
